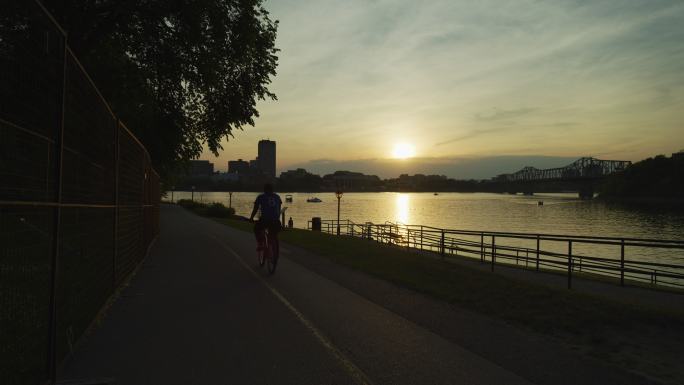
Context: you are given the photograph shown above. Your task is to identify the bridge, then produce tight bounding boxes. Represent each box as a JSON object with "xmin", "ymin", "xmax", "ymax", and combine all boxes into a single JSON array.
[{"xmin": 495, "ymin": 157, "xmax": 632, "ymax": 198}]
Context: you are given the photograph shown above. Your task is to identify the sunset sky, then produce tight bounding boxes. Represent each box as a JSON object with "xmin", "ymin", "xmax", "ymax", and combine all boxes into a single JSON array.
[{"xmin": 201, "ymin": 0, "xmax": 684, "ymax": 178}]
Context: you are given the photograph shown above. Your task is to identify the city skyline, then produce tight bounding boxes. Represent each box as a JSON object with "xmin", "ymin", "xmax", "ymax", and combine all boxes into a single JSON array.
[{"xmin": 200, "ymin": 0, "xmax": 684, "ymax": 176}]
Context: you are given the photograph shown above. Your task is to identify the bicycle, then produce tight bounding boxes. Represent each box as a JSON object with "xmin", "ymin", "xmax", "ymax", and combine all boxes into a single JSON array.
[{"xmin": 257, "ymin": 227, "xmax": 279, "ymax": 275}]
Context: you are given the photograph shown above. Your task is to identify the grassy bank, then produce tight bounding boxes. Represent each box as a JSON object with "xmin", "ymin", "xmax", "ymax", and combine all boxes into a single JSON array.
[{"xmin": 181, "ymin": 204, "xmax": 684, "ymax": 384}]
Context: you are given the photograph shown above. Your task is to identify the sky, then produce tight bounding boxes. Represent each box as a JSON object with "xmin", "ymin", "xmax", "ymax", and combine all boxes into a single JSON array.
[{"xmin": 200, "ymin": 0, "xmax": 684, "ymax": 179}]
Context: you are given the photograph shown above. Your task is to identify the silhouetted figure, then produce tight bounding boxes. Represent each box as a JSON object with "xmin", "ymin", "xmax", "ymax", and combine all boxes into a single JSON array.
[
  {"xmin": 288, "ymin": 217, "xmax": 294, "ymax": 228},
  {"xmin": 250, "ymin": 183, "xmax": 282, "ymax": 250}
]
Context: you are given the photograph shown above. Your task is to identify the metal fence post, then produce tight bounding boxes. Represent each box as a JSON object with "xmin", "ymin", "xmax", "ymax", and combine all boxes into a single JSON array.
[
  {"xmin": 567, "ymin": 241, "xmax": 573, "ymax": 289},
  {"xmin": 47, "ymin": 29, "xmax": 68, "ymax": 384},
  {"xmin": 406, "ymin": 228, "xmax": 411, "ymax": 251},
  {"xmin": 420, "ymin": 226, "xmax": 424, "ymax": 251},
  {"xmin": 480, "ymin": 232, "xmax": 484, "ymax": 262},
  {"xmin": 536, "ymin": 235, "xmax": 540, "ymax": 271},
  {"xmin": 491, "ymin": 236, "xmax": 496, "ymax": 271},
  {"xmin": 440, "ymin": 230, "xmax": 445, "ymax": 258},
  {"xmin": 113, "ymin": 120, "xmax": 119, "ymax": 289},
  {"xmin": 620, "ymin": 239, "xmax": 625, "ymax": 286}
]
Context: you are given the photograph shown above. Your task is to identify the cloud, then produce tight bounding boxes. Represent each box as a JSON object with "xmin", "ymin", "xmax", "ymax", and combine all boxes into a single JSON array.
[
  {"xmin": 435, "ymin": 127, "xmax": 509, "ymax": 146},
  {"xmin": 474, "ymin": 107, "xmax": 537, "ymax": 122}
]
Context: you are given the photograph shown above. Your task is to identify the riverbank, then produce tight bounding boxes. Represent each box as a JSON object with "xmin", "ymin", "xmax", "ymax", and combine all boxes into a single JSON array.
[{"xmin": 176, "ymin": 203, "xmax": 684, "ymax": 384}]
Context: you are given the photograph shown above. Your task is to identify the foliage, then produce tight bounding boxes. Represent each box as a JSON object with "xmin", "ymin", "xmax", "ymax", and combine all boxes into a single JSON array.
[
  {"xmin": 176, "ymin": 199, "xmax": 235, "ymax": 217},
  {"xmin": 600, "ymin": 153, "xmax": 684, "ymax": 200},
  {"xmin": 43, "ymin": 0, "xmax": 279, "ymax": 181},
  {"xmin": 206, "ymin": 202, "xmax": 236, "ymax": 217}
]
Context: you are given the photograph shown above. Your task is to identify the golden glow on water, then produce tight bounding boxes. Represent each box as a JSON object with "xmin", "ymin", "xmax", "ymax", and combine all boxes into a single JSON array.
[{"xmin": 396, "ymin": 194, "xmax": 409, "ymax": 224}]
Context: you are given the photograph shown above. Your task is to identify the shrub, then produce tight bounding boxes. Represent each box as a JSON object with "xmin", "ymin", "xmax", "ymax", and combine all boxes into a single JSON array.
[
  {"xmin": 206, "ymin": 202, "xmax": 236, "ymax": 218},
  {"xmin": 177, "ymin": 199, "xmax": 199, "ymax": 208}
]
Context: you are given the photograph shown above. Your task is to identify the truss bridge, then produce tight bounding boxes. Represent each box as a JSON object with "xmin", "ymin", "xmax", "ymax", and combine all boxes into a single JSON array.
[{"xmin": 495, "ymin": 157, "xmax": 631, "ymax": 198}]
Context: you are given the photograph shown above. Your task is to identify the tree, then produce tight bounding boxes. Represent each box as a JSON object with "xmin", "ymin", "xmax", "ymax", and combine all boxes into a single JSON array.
[{"xmin": 45, "ymin": 0, "xmax": 279, "ymax": 180}]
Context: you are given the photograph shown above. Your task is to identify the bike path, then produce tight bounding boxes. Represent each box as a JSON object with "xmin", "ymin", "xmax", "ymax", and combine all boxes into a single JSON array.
[
  {"xmin": 61, "ymin": 205, "xmax": 653, "ymax": 384},
  {"xmin": 59, "ymin": 205, "xmax": 355, "ymax": 384},
  {"xmin": 60, "ymin": 205, "xmax": 533, "ymax": 384}
]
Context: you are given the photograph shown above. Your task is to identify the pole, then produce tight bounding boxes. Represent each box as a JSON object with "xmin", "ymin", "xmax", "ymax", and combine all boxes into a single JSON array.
[
  {"xmin": 228, "ymin": 192, "xmax": 233, "ymax": 208},
  {"xmin": 406, "ymin": 228, "xmax": 410, "ymax": 251},
  {"xmin": 620, "ymin": 239, "xmax": 625, "ymax": 286},
  {"xmin": 336, "ymin": 196, "xmax": 341, "ymax": 235},
  {"xmin": 113, "ymin": 120, "xmax": 120, "ymax": 290},
  {"xmin": 536, "ymin": 235, "xmax": 540, "ymax": 271},
  {"xmin": 420, "ymin": 226, "xmax": 424, "ymax": 251},
  {"xmin": 567, "ymin": 241, "xmax": 573, "ymax": 289},
  {"xmin": 47, "ymin": 31, "xmax": 68, "ymax": 384},
  {"xmin": 491, "ymin": 236, "xmax": 496, "ymax": 272},
  {"xmin": 440, "ymin": 230, "xmax": 445, "ymax": 258},
  {"xmin": 480, "ymin": 232, "xmax": 484, "ymax": 262}
]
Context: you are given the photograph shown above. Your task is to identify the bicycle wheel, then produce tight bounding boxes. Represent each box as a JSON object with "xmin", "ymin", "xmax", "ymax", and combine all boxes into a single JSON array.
[
  {"xmin": 267, "ymin": 238, "xmax": 278, "ymax": 275},
  {"xmin": 258, "ymin": 245, "xmax": 265, "ymax": 267}
]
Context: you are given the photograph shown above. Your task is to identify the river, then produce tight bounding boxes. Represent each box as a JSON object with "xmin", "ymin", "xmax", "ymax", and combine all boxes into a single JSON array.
[{"xmin": 168, "ymin": 191, "xmax": 684, "ymax": 266}]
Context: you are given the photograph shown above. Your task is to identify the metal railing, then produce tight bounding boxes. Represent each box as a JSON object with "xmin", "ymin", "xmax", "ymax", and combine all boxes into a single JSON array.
[
  {"xmin": 308, "ymin": 219, "xmax": 684, "ymax": 290},
  {"xmin": 1, "ymin": 2, "xmax": 160, "ymax": 384}
]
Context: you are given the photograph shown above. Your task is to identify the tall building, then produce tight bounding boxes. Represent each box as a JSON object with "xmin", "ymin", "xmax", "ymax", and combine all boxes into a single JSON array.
[{"xmin": 258, "ymin": 140, "xmax": 276, "ymax": 178}]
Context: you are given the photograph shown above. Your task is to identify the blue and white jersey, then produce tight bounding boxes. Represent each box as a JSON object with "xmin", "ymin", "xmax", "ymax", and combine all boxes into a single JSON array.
[{"xmin": 254, "ymin": 193, "xmax": 282, "ymax": 221}]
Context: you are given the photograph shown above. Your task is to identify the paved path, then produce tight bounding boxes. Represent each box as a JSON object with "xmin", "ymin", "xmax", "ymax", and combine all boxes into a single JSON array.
[{"xmin": 60, "ymin": 205, "xmax": 656, "ymax": 384}]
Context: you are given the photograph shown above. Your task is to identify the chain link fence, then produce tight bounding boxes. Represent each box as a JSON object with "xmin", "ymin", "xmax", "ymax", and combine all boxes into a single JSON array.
[{"xmin": 1, "ymin": 1, "xmax": 160, "ymax": 384}]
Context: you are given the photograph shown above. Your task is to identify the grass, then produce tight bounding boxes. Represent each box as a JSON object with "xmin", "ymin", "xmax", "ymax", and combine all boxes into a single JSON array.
[{"xmin": 182, "ymin": 207, "xmax": 684, "ymax": 384}]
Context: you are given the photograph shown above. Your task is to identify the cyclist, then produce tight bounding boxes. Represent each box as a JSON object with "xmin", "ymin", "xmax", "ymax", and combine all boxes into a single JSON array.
[{"xmin": 249, "ymin": 183, "xmax": 282, "ymax": 252}]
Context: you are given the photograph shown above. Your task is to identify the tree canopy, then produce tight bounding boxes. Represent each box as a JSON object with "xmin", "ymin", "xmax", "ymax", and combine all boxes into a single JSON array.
[
  {"xmin": 600, "ymin": 153, "xmax": 684, "ymax": 200},
  {"xmin": 45, "ymin": 0, "xmax": 279, "ymax": 180}
]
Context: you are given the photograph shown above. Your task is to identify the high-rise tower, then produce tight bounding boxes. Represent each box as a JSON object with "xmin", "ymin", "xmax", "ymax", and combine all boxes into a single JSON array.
[{"xmin": 257, "ymin": 140, "xmax": 276, "ymax": 178}]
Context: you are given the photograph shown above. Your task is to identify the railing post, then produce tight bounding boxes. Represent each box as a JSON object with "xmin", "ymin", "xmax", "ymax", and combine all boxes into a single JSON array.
[
  {"xmin": 567, "ymin": 241, "xmax": 573, "ymax": 289},
  {"xmin": 536, "ymin": 235, "xmax": 540, "ymax": 271},
  {"xmin": 491, "ymin": 236, "xmax": 496, "ymax": 271},
  {"xmin": 406, "ymin": 228, "xmax": 410, "ymax": 251},
  {"xmin": 440, "ymin": 230, "xmax": 445, "ymax": 258},
  {"xmin": 578, "ymin": 255, "xmax": 582, "ymax": 272},
  {"xmin": 620, "ymin": 239, "xmax": 625, "ymax": 286},
  {"xmin": 480, "ymin": 232, "xmax": 484, "ymax": 262},
  {"xmin": 420, "ymin": 226, "xmax": 424, "ymax": 251}
]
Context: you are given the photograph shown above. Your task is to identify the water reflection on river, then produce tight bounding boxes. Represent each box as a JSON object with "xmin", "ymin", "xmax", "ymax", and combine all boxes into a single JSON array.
[{"xmin": 169, "ymin": 191, "xmax": 684, "ymax": 264}]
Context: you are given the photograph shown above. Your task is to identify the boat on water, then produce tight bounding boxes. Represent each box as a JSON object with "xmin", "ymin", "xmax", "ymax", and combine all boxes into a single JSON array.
[
  {"xmin": 285, "ymin": 194, "xmax": 293, "ymax": 202},
  {"xmin": 306, "ymin": 197, "xmax": 322, "ymax": 203}
]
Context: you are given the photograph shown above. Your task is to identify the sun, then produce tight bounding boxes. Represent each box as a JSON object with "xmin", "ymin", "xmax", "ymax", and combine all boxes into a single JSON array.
[{"xmin": 392, "ymin": 143, "xmax": 416, "ymax": 159}]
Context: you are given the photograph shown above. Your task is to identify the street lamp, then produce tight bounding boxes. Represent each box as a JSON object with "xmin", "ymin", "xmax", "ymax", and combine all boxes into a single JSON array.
[
  {"xmin": 228, "ymin": 191, "xmax": 233, "ymax": 208},
  {"xmin": 335, "ymin": 189, "xmax": 343, "ymax": 235}
]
